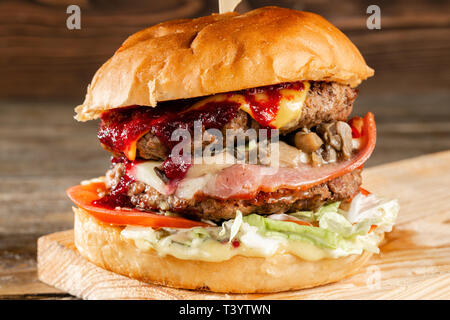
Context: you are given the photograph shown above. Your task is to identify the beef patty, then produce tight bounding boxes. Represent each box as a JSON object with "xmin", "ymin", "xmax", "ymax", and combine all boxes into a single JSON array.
[
  {"xmin": 129, "ymin": 81, "xmax": 357, "ymax": 161},
  {"xmin": 105, "ymin": 163, "xmax": 362, "ymax": 221}
]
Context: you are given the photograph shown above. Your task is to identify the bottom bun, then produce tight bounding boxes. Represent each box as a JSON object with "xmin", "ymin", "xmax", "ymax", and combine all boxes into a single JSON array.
[{"xmin": 74, "ymin": 207, "xmax": 377, "ymax": 293}]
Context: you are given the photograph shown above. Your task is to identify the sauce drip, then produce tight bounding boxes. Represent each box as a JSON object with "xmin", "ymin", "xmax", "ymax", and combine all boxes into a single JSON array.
[
  {"xmin": 92, "ymin": 157, "xmax": 137, "ymax": 209},
  {"xmin": 241, "ymin": 81, "xmax": 304, "ymax": 127}
]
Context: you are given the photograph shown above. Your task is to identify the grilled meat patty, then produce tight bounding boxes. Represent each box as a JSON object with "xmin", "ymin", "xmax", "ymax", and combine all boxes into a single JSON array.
[
  {"xmin": 290, "ymin": 81, "xmax": 358, "ymax": 131},
  {"xmin": 105, "ymin": 163, "xmax": 362, "ymax": 221},
  {"xmin": 105, "ymin": 82, "xmax": 357, "ymax": 161}
]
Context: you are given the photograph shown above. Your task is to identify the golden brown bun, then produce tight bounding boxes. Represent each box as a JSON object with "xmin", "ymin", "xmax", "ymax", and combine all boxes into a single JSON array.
[
  {"xmin": 74, "ymin": 207, "xmax": 378, "ymax": 293},
  {"xmin": 75, "ymin": 6, "xmax": 374, "ymax": 121}
]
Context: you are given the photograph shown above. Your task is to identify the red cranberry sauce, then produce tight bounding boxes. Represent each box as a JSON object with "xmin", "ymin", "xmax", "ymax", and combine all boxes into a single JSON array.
[
  {"xmin": 99, "ymin": 100, "xmax": 241, "ymax": 180},
  {"xmin": 240, "ymin": 81, "xmax": 304, "ymax": 128},
  {"xmin": 92, "ymin": 157, "xmax": 138, "ymax": 209}
]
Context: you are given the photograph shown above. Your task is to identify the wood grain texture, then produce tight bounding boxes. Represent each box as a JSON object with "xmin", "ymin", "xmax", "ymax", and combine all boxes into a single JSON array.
[
  {"xmin": 1, "ymin": 0, "xmax": 449, "ymax": 99},
  {"xmin": 36, "ymin": 151, "xmax": 450, "ymax": 300}
]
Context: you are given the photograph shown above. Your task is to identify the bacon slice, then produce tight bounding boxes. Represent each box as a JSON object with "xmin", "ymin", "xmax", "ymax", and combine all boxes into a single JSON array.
[{"xmin": 200, "ymin": 113, "xmax": 376, "ymax": 200}]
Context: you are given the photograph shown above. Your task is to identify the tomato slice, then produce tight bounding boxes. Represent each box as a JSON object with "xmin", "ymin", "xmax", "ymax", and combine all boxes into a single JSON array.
[
  {"xmin": 349, "ymin": 187, "xmax": 372, "ymax": 202},
  {"xmin": 349, "ymin": 117, "xmax": 364, "ymax": 138},
  {"xmin": 67, "ymin": 182, "xmax": 208, "ymax": 228},
  {"xmin": 359, "ymin": 187, "xmax": 371, "ymax": 196}
]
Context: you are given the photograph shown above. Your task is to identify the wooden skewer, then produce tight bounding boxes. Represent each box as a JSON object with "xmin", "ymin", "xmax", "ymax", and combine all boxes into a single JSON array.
[{"xmin": 219, "ymin": 0, "xmax": 242, "ymax": 14}]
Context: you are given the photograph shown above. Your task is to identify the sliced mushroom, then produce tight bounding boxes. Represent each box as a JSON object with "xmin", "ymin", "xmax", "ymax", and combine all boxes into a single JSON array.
[
  {"xmin": 329, "ymin": 134, "xmax": 342, "ymax": 151},
  {"xmin": 322, "ymin": 145, "xmax": 337, "ymax": 163},
  {"xmin": 317, "ymin": 122, "xmax": 341, "ymax": 150},
  {"xmin": 316, "ymin": 122, "xmax": 336, "ymax": 142},
  {"xmin": 274, "ymin": 141, "xmax": 310, "ymax": 167},
  {"xmin": 294, "ymin": 132, "xmax": 323, "ymax": 153},
  {"xmin": 300, "ymin": 127, "xmax": 310, "ymax": 134},
  {"xmin": 335, "ymin": 121, "xmax": 353, "ymax": 159},
  {"xmin": 311, "ymin": 151, "xmax": 323, "ymax": 166}
]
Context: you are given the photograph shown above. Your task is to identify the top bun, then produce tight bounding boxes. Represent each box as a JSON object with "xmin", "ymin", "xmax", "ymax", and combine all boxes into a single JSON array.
[{"xmin": 75, "ymin": 6, "xmax": 374, "ymax": 121}]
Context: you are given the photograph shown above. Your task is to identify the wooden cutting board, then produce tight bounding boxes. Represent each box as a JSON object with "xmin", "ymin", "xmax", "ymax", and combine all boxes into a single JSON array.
[{"xmin": 37, "ymin": 151, "xmax": 450, "ymax": 299}]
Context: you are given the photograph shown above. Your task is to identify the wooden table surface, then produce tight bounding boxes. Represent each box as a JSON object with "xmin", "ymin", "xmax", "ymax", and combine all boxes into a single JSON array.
[{"xmin": 0, "ymin": 0, "xmax": 449, "ymax": 300}]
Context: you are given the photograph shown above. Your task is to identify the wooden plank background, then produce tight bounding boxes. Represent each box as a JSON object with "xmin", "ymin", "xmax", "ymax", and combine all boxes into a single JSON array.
[
  {"xmin": 0, "ymin": 0, "xmax": 449, "ymax": 299},
  {"xmin": 0, "ymin": 0, "xmax": 449, "ymax": 99}
]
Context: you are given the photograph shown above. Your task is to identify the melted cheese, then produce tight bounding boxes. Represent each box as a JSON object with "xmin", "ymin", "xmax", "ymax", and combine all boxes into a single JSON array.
[
  {"xmin": 132, "ymin": 152, "xmax": 236, "ymax": 199},
  {"xmin": 121, "ymin": 224, "xmax": 329, "ymax": 262},
  {"xmin": 131, "ymin": 161, "xmax": 169, "ymax": 194},
  {"xmin": 175, "ymin": 174, "xmax": 212, "ymax": 199},
  {"xmin": 190, "ymin": 81, "xmax": 310, "ymax": 130},
  {"xmin": 124, "ymin": 140, "xmax": 138, "ymax": 161},
  {"xmin": 132, "ymin": 161, "xmax": 218, "ymax": 199}
]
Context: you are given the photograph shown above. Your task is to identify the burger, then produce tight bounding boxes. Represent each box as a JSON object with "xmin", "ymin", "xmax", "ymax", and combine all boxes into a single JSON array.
[{"xmin": 67, "ymin": 7, "xmax": 399, "ymax": 293}]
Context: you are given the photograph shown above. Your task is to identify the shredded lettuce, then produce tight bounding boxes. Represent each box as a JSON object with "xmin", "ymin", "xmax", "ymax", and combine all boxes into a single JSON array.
[
  {"xmin": 243, "ymin": 214, "xmax": 339, "ymax": 249},
  {"xmin": 315, "ymin": 201, "xmax": 341, "ymax": 219},
  {"xmin": 243, "ymin": 194, "xmax": 399, "ymax": 255},
  {"xmin": 344, "ymin": 193, "xmax": 398, "ymax": 233},
  {"xmin": 228, "ymin": 210, "xmax": 243, "ymax": 242},
  {"xmin": 121, "ymin": 192, "xmax": 399, "ymax": 261},
  {"xmin": 288, "ymin": 210, "xmax": 315, "ymax": 222}
]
